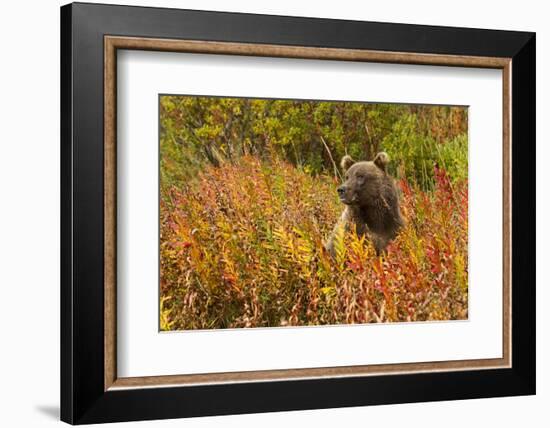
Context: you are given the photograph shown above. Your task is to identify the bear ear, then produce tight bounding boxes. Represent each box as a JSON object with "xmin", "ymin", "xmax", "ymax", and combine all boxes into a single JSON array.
[
  {"xmin": 341, "ymin": 155, "xmax": 355, "ymax": 171},
  {"xmin": 373, "ymin": 152, "xmax": 389, "ymax": 172}
]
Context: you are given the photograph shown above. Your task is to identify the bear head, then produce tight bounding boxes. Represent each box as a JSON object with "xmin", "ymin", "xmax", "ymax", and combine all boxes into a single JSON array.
[{"xmin": 337, "ymin": 152, "xmax": 390, "ymax": 206}]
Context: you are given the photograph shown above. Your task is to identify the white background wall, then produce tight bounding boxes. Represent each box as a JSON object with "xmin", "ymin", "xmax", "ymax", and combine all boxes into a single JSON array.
[{"xmin": 0, "ymin": 0, "xmax": 546, "ymax": 426}]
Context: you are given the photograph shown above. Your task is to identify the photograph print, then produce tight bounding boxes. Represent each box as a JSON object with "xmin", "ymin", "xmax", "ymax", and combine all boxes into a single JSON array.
[{"xmin": 159, "ymin": 95, "xmax": 469, "ymax": 331}]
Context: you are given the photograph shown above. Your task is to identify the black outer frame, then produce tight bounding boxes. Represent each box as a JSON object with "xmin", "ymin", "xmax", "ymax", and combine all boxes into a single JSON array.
[{"xmin": 60, "ymin": 2, "xmax": 535, "ymax": 424}]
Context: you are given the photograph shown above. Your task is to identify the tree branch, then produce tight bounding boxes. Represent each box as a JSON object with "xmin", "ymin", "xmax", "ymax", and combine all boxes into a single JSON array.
[{"xmin": 320, "ymin": 135, "xmax": 342, "ymax": 181}]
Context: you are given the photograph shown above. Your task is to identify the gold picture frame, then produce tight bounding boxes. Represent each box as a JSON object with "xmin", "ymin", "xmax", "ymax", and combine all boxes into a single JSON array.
[{"xmin": 104, "ymin": 35, "xmax": 512, "ymax": 391}]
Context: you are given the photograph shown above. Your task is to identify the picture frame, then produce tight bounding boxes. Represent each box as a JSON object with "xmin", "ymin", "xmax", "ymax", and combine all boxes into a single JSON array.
[{"xmin": 60, "ymin": 2, "xmax": 535, "ymax": 424}]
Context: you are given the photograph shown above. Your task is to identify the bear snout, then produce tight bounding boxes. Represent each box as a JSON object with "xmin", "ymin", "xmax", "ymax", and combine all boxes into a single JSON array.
[{"xmin": 337, "ymin": 185, "xmax": 352, "ymax": 204}]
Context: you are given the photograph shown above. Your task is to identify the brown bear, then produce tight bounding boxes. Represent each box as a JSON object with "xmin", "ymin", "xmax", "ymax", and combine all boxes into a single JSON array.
[{"xmin": 326, "ymin": 152, "xmax": 404, "ymax": 255}]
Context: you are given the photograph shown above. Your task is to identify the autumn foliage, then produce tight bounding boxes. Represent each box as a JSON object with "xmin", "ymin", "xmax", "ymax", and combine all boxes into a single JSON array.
[{"xmin": 160, "ymin": 156, "xmax": 468, "ymax": 330}]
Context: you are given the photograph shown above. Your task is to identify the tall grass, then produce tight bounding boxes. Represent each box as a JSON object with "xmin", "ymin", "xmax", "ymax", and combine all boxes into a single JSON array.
[{"xmin": 160, "ymin": 156, "xmax": 468, "ymax": 330}]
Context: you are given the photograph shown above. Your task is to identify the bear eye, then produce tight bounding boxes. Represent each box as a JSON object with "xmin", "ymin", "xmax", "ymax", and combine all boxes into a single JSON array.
[{"xmin": 356, "ymin": 173, "xmax": 365, "ymax": 179}]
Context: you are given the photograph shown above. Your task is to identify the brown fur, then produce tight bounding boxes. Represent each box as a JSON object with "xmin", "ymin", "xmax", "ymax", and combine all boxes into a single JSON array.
[{"xmin": 326, "ymin": 152, "xmax": 404, "ymax": 255}]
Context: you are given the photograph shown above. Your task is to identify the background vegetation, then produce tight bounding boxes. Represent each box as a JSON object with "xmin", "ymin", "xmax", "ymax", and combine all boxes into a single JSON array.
[{"xmin": 159, "ymin": 95, "xmax": 468, "ymax": 330}]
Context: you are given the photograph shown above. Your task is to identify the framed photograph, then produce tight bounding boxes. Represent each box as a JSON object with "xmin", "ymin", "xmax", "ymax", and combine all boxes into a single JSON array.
[{"xmin": 60, "ymin": 2, "xmax": 535, "ymax": 424}]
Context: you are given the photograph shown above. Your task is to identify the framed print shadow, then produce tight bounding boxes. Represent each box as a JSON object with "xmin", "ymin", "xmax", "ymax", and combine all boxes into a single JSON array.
[{"xmin": 60, "ymin": 2, "xmax": 535, "ymax": 425}]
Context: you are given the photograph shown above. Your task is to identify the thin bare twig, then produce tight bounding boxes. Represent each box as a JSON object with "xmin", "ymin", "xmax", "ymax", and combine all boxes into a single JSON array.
[
  {"xmin": 320, "ymin": 135, "xmax": 342, "ymax": 181},
  {"xmin": 364, "ymin": 122, "xmax": 374, "ymax": 157}
]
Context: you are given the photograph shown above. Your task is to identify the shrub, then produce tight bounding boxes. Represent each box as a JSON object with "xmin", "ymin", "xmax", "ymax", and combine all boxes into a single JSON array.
[{"xmin": 382, "ymin": 113, "xmax": 468, "ymax": 189}]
